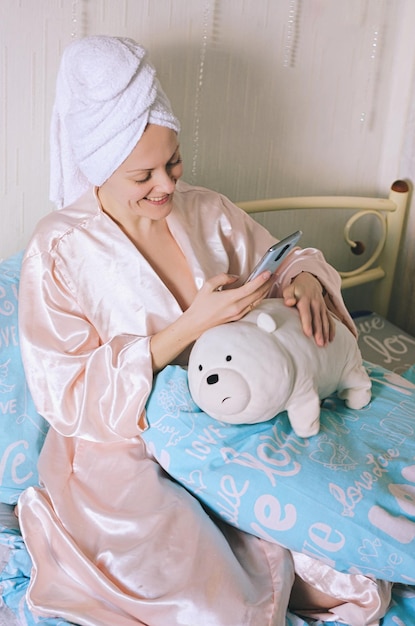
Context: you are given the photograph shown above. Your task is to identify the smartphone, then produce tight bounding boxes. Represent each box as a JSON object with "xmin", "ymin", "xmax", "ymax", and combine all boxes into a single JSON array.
[{"xmin": 245, "ymin": 230, "xmax": 303, "ymax": 283}]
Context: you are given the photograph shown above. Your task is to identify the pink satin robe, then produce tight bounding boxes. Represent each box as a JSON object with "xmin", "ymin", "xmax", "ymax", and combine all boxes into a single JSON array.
[{"xmin": 17, "ymin": 181, "xmax": 383, "ymax": 625}]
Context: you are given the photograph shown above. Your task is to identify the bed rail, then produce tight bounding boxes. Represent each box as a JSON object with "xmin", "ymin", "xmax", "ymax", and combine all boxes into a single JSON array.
[{"xmin": 236, "ymin": 180, "xmax": 410, "ymax": 317}]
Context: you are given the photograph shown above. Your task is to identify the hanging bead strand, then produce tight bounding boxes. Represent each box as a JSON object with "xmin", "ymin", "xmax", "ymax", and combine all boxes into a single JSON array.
[
  {"xmin": 71, "ymin": 0, "xmax": 79, "ymax": 39},
  {"xmin": 191, "ymin": 0, "xmax": 212, "ymax": 183},
  {"xmin": 283, "ymin": 0, "xmax": 302, "ymax": 69},
  {"xmin": 359, "ymin": 25, "xmax": 381, "ymax": 125}
]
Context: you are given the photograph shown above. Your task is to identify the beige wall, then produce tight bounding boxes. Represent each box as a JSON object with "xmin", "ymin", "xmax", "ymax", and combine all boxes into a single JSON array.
[{"xmin": 1, "ymin": 0, "xmax": 414, "ymax": 322}]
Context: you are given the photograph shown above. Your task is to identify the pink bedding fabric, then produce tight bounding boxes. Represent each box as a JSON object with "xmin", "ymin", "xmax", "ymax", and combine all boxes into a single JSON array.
[{"xmin": 17, "ymin": 181, "xmax": 369, "ymax": 624}]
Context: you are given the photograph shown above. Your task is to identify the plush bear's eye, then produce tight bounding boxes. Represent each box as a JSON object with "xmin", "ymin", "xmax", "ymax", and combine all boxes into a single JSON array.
[
  {"xmin": 226, "ymin": 355, "xmax": 232, "ymax": 362},
  {"xmin": 198, "ymin": 364, "xmax": 203, "ymax": 371}
]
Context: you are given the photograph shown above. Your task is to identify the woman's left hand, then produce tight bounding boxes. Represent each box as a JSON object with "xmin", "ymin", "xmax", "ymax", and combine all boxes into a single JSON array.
[{"xmin": 282, "ymin": 272, "xmax": 335, "ymax": 346}]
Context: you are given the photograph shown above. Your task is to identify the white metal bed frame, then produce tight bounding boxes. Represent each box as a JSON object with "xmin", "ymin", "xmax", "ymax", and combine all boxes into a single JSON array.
[{"xmin": 236, "ymin": 180, "xmax": 410, "ymax": 318}]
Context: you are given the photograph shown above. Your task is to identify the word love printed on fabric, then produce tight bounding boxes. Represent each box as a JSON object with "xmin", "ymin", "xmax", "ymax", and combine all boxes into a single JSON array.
[
  {"xmin": 355, "ymin": 312, "xmax": 415, "ymax": 374},
  {"xmin": 143, "ymin": 363, "xmax": 415, "ymax": 584}
]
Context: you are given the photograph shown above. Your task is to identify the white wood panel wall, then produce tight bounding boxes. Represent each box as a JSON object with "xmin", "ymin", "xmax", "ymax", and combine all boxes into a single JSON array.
[{"xmin": 1, "ymin": 1, "xmax": 414, "ymax": 309}]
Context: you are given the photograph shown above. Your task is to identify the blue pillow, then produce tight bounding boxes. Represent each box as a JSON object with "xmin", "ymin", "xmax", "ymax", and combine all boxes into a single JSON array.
[
  {"xmin": 0, "ymin": 253, "xmax": 48, "ymax": 504},
  {"xmin": 143, "ymin": 362, "xmax": 415, "ymax": 583}
]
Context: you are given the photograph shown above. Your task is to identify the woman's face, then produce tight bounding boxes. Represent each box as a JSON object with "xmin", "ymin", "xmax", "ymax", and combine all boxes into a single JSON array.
[{"xmin": 98, "ymin": 124, "xmax": 183, "ymax": 223}]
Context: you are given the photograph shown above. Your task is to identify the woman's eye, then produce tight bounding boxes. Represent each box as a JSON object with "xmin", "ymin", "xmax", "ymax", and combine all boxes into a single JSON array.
[
  {"xmin": 135, "ymin": 174, "xmax": 151, "ymax": 184},
  {"xmin": 168, "ymin": 157, "xmax": 182, "ymax": 168}
]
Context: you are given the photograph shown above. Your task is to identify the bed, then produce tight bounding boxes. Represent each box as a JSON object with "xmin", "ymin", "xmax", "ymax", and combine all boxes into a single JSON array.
[{"xmin": 1, "ymin": 179, "xmax": 414, "ymax": 625}]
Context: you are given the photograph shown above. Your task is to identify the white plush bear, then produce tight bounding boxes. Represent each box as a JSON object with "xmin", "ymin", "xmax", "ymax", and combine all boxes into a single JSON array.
[{"xmin": 188, "ymin": 299, "xmax": 371, "ymax": 438}]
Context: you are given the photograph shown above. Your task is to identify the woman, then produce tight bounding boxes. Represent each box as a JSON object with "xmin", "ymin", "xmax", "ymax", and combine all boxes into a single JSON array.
[{"xmin": 17, "ymin": 36, "xmax": 379, "ymax": 625}]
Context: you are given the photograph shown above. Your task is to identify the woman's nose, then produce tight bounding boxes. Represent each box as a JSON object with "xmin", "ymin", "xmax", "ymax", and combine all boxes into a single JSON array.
[{"xmin": 153, "ymin": 168, "xmax": 177, "ymax": 194}]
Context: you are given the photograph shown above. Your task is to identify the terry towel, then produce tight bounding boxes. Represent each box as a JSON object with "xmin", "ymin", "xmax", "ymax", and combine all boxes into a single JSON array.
[{"xmin": 50, "ymin": 36, "xmax": 180, "ymax": 209}]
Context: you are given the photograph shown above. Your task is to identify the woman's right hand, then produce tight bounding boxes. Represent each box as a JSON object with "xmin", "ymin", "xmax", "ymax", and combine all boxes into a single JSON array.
[
  {"xmin": 150, "ymin": 271, "xmax": 274, "ymax": 371},
  {"xmin": 185, "ymin": 271, "xmax": 273, "ymax": 335}
]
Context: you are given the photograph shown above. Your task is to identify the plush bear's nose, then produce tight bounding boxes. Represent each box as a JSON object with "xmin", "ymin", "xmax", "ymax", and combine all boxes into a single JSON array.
[{"xmin": 207, "ymin": 374, "xmax": 219, "ymax": 385}]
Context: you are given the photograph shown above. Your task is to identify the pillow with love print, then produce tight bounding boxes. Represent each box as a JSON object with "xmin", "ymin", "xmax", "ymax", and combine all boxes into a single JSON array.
[{"xmin": 144, "ymin": 362, "xmax": 415, "ymax": 583}]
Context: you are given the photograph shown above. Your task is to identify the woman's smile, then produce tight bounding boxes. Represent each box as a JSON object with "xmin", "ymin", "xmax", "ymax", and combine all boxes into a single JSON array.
[{"xmin": 144, "ymin": 193, "xmax": 172, "ymax": 205}]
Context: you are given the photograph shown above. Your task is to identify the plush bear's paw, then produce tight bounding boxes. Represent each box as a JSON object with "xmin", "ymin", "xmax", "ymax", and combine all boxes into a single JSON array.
[
  {"xmin": 342, "ymin": 388, "xmax": 372, "ymax": 410},
  {"xmin": 292, "ymin": 419, "xmax": 320, "ymax": 439},
  {"xmin": 287, "ymin": 393, "xmax": 321, "ymax": 438}
]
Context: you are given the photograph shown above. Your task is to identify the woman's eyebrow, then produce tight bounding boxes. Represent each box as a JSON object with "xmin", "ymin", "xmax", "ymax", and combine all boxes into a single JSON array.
[
  {"xmin": 126, "ymin": 166, "xmax": 152, "ymax": 174},
  {"xmin": 126, "ymin": 145, "xmax": 180, "ymax": 174}
]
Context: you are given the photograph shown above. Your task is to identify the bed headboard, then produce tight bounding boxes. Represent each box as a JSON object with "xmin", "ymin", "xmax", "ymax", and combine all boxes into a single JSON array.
[{"xmin": 236, "ymin": 180, "xmax": 410, "ymax": 318}]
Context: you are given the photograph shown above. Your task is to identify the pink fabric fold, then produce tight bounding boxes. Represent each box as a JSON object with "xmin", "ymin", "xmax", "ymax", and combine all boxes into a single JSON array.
[{"xmin": 292, "ymin": 551, "xmax": 392, "ymax": 625}]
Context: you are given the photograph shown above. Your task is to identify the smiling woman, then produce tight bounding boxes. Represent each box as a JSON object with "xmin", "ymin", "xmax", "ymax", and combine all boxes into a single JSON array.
[{"xmin": 15, "ymin": 35, "xmax": 368, "ymax": 626}]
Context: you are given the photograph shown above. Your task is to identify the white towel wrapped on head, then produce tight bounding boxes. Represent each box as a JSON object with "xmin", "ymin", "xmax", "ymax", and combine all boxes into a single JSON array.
[{"xmin": 50, "ymin": 36, "xmax": 180, "ymax": 209}]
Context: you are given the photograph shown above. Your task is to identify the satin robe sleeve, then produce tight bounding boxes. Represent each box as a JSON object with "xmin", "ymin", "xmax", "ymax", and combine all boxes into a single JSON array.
[{"xmin": 19, "ymin": 251, "xmax": 152, "ymax": 443}]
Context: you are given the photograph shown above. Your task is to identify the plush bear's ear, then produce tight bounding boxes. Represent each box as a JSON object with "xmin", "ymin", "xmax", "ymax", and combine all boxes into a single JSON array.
[{"xmin": 257, "ymin": 312, "xmax": 277, "ymax": 333}]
